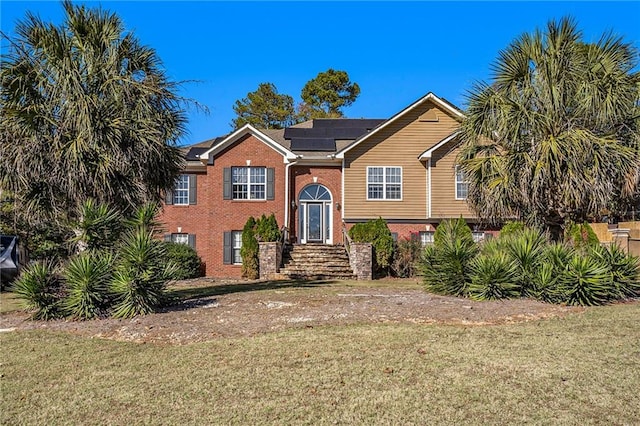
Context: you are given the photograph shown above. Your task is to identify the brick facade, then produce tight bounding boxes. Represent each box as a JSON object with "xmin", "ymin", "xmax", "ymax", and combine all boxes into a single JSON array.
[
  {"xmin": 290, "ymin": 165, "xmax": 343, "ymax": 244},
  {"xmin": 158, "ymin": 134, "xmax": 286, "ymax": 277}
]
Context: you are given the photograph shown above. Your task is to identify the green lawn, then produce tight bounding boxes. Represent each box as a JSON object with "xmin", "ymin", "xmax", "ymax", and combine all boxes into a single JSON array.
[{"xmin": 1, "ymin": 301, "xmax": 638, "ymax": 425}]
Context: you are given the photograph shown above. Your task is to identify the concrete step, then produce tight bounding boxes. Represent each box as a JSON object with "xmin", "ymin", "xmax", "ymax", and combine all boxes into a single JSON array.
[{"xmin": 280, "ymin": 243, "xmax": 354, "ymax": 281}]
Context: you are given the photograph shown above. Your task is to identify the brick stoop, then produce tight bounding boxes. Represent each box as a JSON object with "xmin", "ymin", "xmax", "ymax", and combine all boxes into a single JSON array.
[{"xmin": 280, "ymin": 244, "xmax": 355, "ymax": 280}]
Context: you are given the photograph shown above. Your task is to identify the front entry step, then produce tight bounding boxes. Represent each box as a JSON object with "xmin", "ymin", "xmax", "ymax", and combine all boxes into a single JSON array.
[{"xmin": 280, "ymin": 244, "xmax": 355, "ymax": 280}]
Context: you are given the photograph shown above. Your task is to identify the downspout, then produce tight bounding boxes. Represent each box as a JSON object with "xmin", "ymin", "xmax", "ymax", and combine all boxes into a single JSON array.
[{"xmin": 284, "ymin": 157, "xmax": 300, "ymax": 240}]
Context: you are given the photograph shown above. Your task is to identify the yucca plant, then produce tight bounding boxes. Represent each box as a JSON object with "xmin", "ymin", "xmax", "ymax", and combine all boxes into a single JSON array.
[
  {"xmin": 589, "ymin": 244, "xmax": 640, "ymax": 300},
  {"xmin": 12, "ymin": 261, "xmax": 64, "ymax": 320},
  {"xmin": 70, "ymin": 199, "xmax": 123, "ymax": 253},
  {"xmin": 468, "ymin": 252, "xmax": 519, "ymax": 300},
  {"xmin": 124, "ymin": 203, "xmax": 163, "ymax": 234},
  {"xmin": 503, "ymin": 229, "xmax": 548, "ymax": 297},
  {"xmin": 560, "ymin": 255, "xmax": 612, "ymax": 306},
  {"xmin": 421, "ymin": 218, "xmax": 479, "ymax": 297},
  {"xmin": 110, "ymin": 227, "xmax": 175, "ymax": 318},
  {"xmin": 62, "ymin": 252, "xmax": 114, "ymax": 319},
  {"xmin": 532, "ymin": 263, "xmax": 564, "ymax": 304}
]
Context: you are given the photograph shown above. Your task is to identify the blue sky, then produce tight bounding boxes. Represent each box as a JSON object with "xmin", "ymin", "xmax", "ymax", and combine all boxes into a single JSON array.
[{"xmin": 2, "ymin": 1, "xmax": 639, "ymax": 146}]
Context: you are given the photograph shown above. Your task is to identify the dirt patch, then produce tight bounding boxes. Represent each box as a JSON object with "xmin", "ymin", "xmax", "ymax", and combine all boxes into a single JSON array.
[{"xmin": 0, "ymin": 278, "xmax": 584, "ymax": 344}]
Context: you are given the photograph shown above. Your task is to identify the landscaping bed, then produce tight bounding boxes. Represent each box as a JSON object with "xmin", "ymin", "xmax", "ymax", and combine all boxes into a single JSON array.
[{"xmin": 0, "ymin": 278, "xmax": 583, "ymax": 344}]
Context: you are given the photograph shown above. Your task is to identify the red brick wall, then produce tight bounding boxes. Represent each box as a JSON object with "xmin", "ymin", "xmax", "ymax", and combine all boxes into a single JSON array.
[
  {"xmin": 158, "ymin": 134, "xmax": 286, "ymax": 277},
  {"xmin": 290, "ymin": 165, "xmax": 343, "ymax": 244}
]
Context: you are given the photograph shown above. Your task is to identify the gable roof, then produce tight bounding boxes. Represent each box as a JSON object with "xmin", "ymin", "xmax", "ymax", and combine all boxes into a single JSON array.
[
  {"xmin": 334, "ymin": 92, "xmax": 465, "ymax": 159},
  {"xmin": 198, "ymin": 124, "xmax": 298, "ymax": 163},
  {"xmin": 418, "ymin": 131, "xmax": 460, "ymax": 160}
]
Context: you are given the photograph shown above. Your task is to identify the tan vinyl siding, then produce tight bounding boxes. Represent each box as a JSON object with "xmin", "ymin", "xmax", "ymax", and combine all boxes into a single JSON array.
[
  {"xmin": 343, "ymin": 101, "xmax": 459, "ymax": 219},
  {"xmin": 428, "ymin": 144, "xmax": 475, "ymax": 218}
]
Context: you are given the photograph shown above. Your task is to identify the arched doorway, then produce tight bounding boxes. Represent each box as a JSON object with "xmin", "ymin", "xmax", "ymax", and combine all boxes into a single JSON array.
[{"xmin": 298, "ymin": 184, "xmax": 332, "ymax": 244}]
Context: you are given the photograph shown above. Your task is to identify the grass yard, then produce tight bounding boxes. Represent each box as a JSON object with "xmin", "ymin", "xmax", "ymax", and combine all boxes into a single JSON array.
[{"xmin": 1, "ymin": 300, "xmax": 639, "ymax": 425}]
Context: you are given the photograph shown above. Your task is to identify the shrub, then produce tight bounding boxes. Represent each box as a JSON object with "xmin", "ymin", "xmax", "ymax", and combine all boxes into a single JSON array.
[
  {"xmin": 564, "ymin": 222, "xmax": 599, "ymax": 250},
  {"xmin": 349, "ymin": 217, "xmax": 394, "ymax": 274},
  {"xmin": 421, "ymin": 218, "xmax": 479, "ymax": 296},
  {"xmin": 468, "ymin": 252, "xmax": 519, "ymax": 300},
  {"xmin": 532, "ymin": 262, "xmax": 564, "ymax": 304},
  {"xmin": 500, "ymin": 221, "xmax": 525, "ymax": 238},
  {"xmin": 162, "ymin": 242, "xmax": 202, "ymax": 280},
  {"xmin": 71, "ymin": 199, "xmax": 123, "ymax": 252},
  {"xmin": 12, "ymin": 261, "xmax": 64, "ymax": 320},
  {"xmin": 588, "ymin": 244, "xmax": 640, "ymax": 299},
  {"xmin": 392, "ymin": 233, "xmax": 422, "ymax": 278},
  {"xmin": 63, "ymin": 251, "xmax": 114, "ymax": 319},
  {"xmin": 560, "ymin": 255, "xmax": 611, "ymax": 306},
  {"xmin": 503, "ymin": 229, "xmax": 548, "ymax": 297},
  {"xmin": 109, "ymin": 228, "xmax": 174, "ymax": 318},
  {"xmin": 255, "ymin": 213, "xmax": 281, "ymax": 242},
  {"xmin": 241, "ymin": 216, "xmax": 259, "ymax": 279}
]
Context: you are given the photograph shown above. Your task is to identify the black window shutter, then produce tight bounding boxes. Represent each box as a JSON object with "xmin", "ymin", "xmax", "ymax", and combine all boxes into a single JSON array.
[
  {"xmin": 189, "ymin": 174, "xmax": 197, "ymax": 205},
  {"xmin": 267, "ymin": 168, "xmax": 275, "ymax": 200},
  {"xmin": 164, "ymin": 234, "xmax": 172, "ymax": 242},
  {"xmin": 223, "ymin": 168, "xmax": 231, "ymax": 200},
  {"xmin": 188, "ymin": 234, "xmax": 196, "ymax": 249},
  {"xmin": 223, "ymin": 231, "xmax": 232, "ymax": 264},
  {"xmin": 165, "ymin": 190, "xmax": 174, "ymax": 205}
]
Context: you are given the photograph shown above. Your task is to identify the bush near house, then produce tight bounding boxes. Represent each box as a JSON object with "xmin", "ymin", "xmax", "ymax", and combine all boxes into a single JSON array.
[
  {"xmin": 241, "ymin": 214, "xmax": 281, "ymax": 279},
  {"xmin": 349, "ymin": 217, "xmax": 394, "ymax": 276},
  {"xmin": 392, "ymin": 233, "xmax": 422, "ymax": 278},
  {"xmin": 162, "ymin": 242, "xmax": 202, "ymax": 280},
  {"xmin": 421, "ymin": 219, "xmax": 640, "ymax": 306}
]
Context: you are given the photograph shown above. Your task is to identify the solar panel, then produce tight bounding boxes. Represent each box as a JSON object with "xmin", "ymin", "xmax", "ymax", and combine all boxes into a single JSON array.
[
  {"xmin": 284, "ymin": 127, "xmax": 368, "ymax": 140},
  {"xmin": 290, "ymin": 138, "xmax": 336, "ymax": 151},
  {"xmin": 312, "ymin": 119, "xmax": 384, "ymax": 129},
  {"xmin": 185, "ymin": 147, "xmax": 208, "ymax": 161}
]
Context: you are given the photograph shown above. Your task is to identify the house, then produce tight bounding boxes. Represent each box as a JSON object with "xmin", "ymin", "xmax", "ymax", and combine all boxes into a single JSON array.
[{"xmin": 157, "ymin": 92, "xmax": 492, "ymax": 277}]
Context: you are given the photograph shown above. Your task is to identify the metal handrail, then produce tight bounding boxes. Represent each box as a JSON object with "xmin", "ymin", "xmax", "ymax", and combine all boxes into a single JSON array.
[
  {"xmin": 342, "ymin": 223, "xmax": 352, "ymax": 260},
  {"xmin": 279, "ymin": 226, "xmax": 289, "ymax": 264}
]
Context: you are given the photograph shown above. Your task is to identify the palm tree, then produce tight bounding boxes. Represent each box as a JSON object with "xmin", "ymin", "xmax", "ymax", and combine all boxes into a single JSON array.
[
  {"xmin": 458, "ymin": 17, "xmax": 640, "ymax": 238},
  {"xmin": 0, "ymin": 1, "xmax": 186, "ymax": 227}
]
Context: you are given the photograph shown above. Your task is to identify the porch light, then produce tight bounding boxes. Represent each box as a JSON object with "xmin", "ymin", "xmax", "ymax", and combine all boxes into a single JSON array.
[
  {"xmin": 335, "ymin": 202, "xmax": 341, "ymax": 211},
  {"xmin": 291, "ymin": 200, "xmax": 297, "ymax": 210}
]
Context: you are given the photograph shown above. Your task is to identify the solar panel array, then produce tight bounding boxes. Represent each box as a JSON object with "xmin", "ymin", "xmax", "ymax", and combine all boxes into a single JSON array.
[{"xmin": 286, "ymin": 119, "xmax": 385, "ymax": 152}]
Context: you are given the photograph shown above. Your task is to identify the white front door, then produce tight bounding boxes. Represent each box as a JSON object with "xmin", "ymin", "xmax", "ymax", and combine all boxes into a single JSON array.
[{"xmin": 298, "ymin": 184, "xmax": 332, "ymax": 244}]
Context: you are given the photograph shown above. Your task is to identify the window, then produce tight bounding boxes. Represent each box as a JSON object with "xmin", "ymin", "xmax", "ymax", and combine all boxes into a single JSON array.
[
  {"xmin": 167, "ymin": 174, "xmax": 196, "ymax": 205},
  {"xmin": 232, "ymin": 231, "xmax": 242, "ymax": 264},
  {"xmin": 455, "ymin": 166, "xmax": 469, "ymax": 200},
  {"xmin": 171, "ymin": 233, "xmax": 189, "ymax": 245},
  {"xmin": 367, "ymin": 166, "xmax": 402, "ymax": 200},
  {"xmin": 472, "ymin": 232, "xmax": 486, "ymax": 243},
  {"xmin": 164, "ymin": 233, "xmax": 195, "ymax": 248},
  {"xmin": 232, "ymin": 167, "xmax": 266, "ymax": 200},
  {"xmin": 419, "ymin": 231, "xmax": 435, "ymax": 246},
  {"xmin": 173, "ymin": 175, "xmax": 190, "ymax": 205}
]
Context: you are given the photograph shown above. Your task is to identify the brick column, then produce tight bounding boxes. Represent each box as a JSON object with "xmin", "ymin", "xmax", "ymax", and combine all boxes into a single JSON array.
[
  {"xmin": 259, "ymin": 242, "xmax": 282, "ymax": 280},
  {"xmin": 349, "ymin": 243, "xmax": 372, "ymax": 280}
]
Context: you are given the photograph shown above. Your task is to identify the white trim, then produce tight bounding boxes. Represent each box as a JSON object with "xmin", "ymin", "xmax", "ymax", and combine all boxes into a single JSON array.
[
  {"xmin": 341, "ymin": 159, "xmax": 345, "ymax": 221},
  {"xmin": 199, "ymin": 124, "xmax": 297, "ymax": 163},
  {"xmin": 231, "ymin": 166, "xmax": 267, "ymax": 200},
  {"xmin": 298, "ymin": 184, "xmax": 333, "ymax": 244},
  {"xmin": 419, "ymin": 131, "xmax": 460, "ymax": 160},
  {"xmin": 366, "ymin": 166, "xmax": 403, "ymax": 201},
  {"xmin": 173, "ymin": 174, "xmax": 190, "ymax": 205},
  {"xmin": 335, "ymin": 93, "xmax": 464, "ymax": 159},
  {"xmin": 427, "ymin": 158, "xmax": 432, "ymax": 218},
  {"xmin": 454, "ymin": 165, "xmax": 469, "ymax": 200}
]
